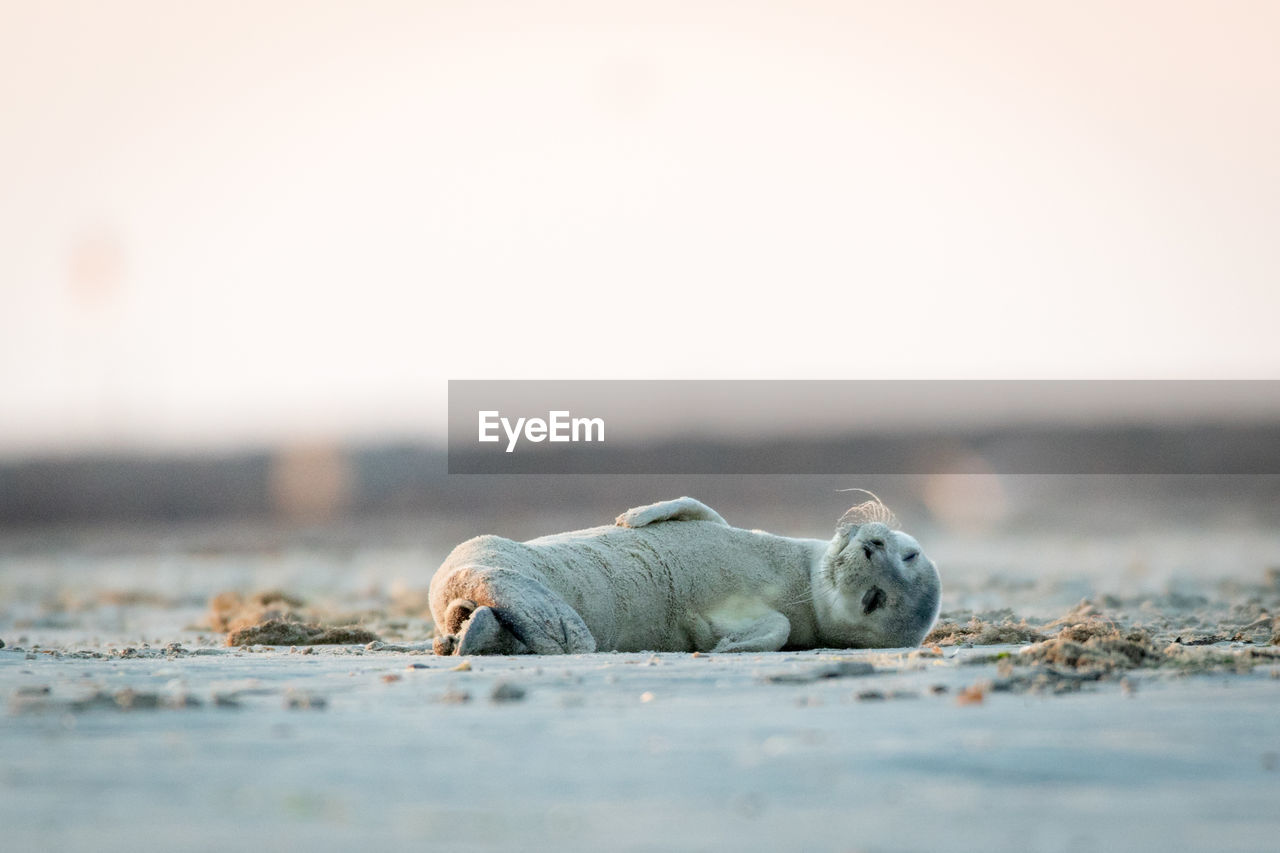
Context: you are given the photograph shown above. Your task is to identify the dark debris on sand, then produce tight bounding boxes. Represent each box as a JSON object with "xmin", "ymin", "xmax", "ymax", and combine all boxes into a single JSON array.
[
  {"xmin": 761, "ymin": 661, "xmax": 876, "ymax": 684},
  {"xmin": 9, "ymin": 687, "xmax": 208, "ymax": 714}
]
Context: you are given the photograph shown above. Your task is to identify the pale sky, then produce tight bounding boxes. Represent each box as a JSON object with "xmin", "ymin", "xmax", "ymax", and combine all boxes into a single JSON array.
[{"xmin": 2, "ymin": 1, "xmax": 1278, "ymax": 456}]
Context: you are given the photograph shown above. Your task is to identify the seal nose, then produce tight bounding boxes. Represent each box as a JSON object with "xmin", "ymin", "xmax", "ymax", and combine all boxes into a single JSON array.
[
  {"xmin": 862, "ymin": 537, "xmax": 886, "ymax": 559},
  {"xmin": 861, "ymin": 586, "xmax": 887, "ymax": 615}
]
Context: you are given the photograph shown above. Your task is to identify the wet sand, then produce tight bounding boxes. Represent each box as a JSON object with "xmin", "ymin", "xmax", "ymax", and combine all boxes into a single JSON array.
[{"xmin": 4, "ymin": 642, "xmax": 1279, "ymax": 852}]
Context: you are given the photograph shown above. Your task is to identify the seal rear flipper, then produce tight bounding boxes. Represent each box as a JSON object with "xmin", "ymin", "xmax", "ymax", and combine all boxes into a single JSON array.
[
  {"xmin": 443, "ymin": 598, "xmax": 479, "ymax": 634},
  {"xmin": 493, "ymin": 573, "xmax": 597, "ymax": 654},
  {"xmin": 437, "ymin": 568, "xmax": 597, "ymax": 655},
  {"xmin": 433, "ymin": 633, "xmax": 459, "ymax": 655},
  {"xmin": 499, "ymin": 590, "xmax": 597, "ymax": 655},
  {"xmin": 455, "ymin": 606, "xmax": 530, "ymax": 656}
]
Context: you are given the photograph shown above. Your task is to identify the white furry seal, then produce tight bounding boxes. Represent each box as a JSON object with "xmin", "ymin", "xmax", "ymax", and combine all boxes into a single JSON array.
[{"xmin": 429, "ymin": 496, "xmax": 941, "ymax": 655}]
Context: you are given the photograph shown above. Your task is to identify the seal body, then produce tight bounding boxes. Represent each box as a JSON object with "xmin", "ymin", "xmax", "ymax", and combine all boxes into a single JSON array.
[{"xmin": 429, "ymin": 497, "xmax": 941, "ymax": 655}]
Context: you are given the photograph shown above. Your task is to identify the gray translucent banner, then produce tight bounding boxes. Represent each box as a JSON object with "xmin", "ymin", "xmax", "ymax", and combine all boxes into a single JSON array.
[{"xmin": 447, "ymin": 380, "xmax": 1280, "ymax": 474}]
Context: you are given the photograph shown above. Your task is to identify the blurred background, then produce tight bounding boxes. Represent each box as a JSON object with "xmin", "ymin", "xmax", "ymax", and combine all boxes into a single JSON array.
[{"xmin": 1, "ymin": 2, "xmax": 1278, "ymax": 618}]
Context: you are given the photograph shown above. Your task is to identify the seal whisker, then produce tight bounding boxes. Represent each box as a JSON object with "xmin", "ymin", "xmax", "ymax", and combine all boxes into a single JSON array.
[{"xmin": 835, "ymin": 490, "xmax": 900, "ymax": 531}]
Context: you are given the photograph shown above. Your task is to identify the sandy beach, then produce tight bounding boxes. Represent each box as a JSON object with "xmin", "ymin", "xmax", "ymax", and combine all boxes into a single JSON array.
[
  {"xmin": 3, "ymin": 498, "xmax": 1279, "ymax": 853},
  {"xmin": 4, "ymin": 642, "xmax": 1279, "ymax": 853}
]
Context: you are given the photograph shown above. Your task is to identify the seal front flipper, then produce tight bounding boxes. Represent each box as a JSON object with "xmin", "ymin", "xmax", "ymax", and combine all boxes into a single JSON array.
[
  {"xmin": 615, "ymin": 496, "xmax": 729, "ymax": 529},
  {"xmin": 708, "ymin": 609, "xmax": 791, "ymax": 653}
]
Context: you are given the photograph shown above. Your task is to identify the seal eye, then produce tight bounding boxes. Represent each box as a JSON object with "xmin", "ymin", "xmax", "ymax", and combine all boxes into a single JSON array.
[
  {"xmin": 861, "ymin": 586, "xmax": 887, "ymax": 615},
  {"xmin": 903, "ymin": 551, "xmax": 918, "ymax": 562}
]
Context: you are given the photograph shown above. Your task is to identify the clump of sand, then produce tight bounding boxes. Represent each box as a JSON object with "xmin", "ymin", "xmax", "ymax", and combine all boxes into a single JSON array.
[
  {"xmin": 1161, "ymin": 642, "xmax": 1280, "ymax": 673},
  {"xmin": 937, "ymin": 592, "xmax": 1280, "ymax": 686},
  {"xmin": 207, "ymin": 590, "xmax": 306, "ymax": 633},
  {"xmin": 1009, "ymin": 613, "xmax": 1280, "ymax": 679},
  {"xmin": 926, "ymin": 615, "xmax": 1046, "ymax": 646},
  {"xmin": 207, "ymin": 590, "xmax": 380, "ymax": 647},
  {"xmin": 930, "ymin": 593, "xmax": 1279, "ymax": 654},
  {"xmin": 1020, "ymin": 625, "xmax": 1164, "ymax": 673},
  {"xmin": 225, "ymin": 619, "xmax": 379, "ymax": 647}
]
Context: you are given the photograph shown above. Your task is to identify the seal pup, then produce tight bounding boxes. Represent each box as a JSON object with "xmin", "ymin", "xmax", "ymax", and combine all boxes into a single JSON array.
[{"xmin": 429, "ymin": 496, "xmax": 941, "ymax": 655}]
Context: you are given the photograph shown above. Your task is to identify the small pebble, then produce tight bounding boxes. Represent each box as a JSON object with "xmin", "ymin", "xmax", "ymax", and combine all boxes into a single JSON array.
[
  {"xmin": 451, "ymin": 660, "xmax": 472, "ymax": 672},
  {"xmin": 640, "ymin": 691, "xmax": 655, "ymax": 703},
  {"xmin": 490, "ymin": 682, "xmax": 526, "ymax": 702},
  {"xmin": 284, "ymin": 691, "xmax": 327, "ymax": 710},
  {"xmin": 955, "ymin": 683, "xmax": 987, "ymax": 706},
  {"xmin": 114, "ymin": 689, "xmax": 161, "ymax": 710},
  {"xmin": 381, "ymin": 674, "xmax": 402, "ymax": 683}
]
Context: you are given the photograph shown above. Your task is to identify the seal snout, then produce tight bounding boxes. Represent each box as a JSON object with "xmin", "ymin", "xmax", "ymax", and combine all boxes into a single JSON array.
[{"xmin": 861, "ymin": 586, "xmax": 887, "ymax": 615}]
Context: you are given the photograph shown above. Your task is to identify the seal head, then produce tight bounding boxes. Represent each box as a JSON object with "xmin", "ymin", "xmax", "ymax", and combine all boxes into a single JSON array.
[{"xmin": 816, "ymin": 520, "xmax": 941, "ymax": 648}]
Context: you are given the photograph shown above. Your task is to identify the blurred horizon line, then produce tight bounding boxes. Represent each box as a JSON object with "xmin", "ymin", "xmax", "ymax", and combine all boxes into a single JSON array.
[{"xmin": 3, "ymin": 422, "xmax": 1280, "ymax": 527}]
